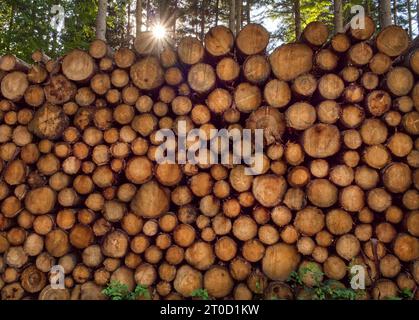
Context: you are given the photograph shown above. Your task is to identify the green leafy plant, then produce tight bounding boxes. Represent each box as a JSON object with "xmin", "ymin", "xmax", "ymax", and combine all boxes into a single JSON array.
[
  {"xmin": 330, "ymin": 287, "xmax": 358, "ymax": 300},
  {"xmin": 102, "ymin": 281, "xmax": 150, "ymax": 300},
  {"xmin": 131, "ymin": 284, "xmax": 151, "ymax": 300},
  {"xmin": 288, "ymin": 268, "xmax": 358, "ymax": 300},
  {"xmin": 313, "ymin": 284, "xmax": 357, "ymax": 300},
  {"xmin": 400, "ymin": 288, "xmax": 414, "ymax": 299},
  {"xmin": 255, "ymin": 280, "xmax": 262, "ymax": 293},
  {"xmin": 102, "ymin": 281, "xmax": 131, "ymax": 300},
  {"xmin": 385, "ymin": 296, "xmax": 403, "ymax": 300},
  {"xmin": 299, "ymin": 263, "xmax": 324, "ymax": 285},
  {"xmin": 313, "ymin": 285, "xmax": 333, "ymax": 300},
  {"xmin": 288, "ymin": 271, "xmax": 303, "ymax": 286},
  {"xmin": 191, "ymin": 288, "xmax": 210, "ymax": 300},
  {"xmin": 385, "ymin": 288, "xmax": 415, "ymax": 300}
]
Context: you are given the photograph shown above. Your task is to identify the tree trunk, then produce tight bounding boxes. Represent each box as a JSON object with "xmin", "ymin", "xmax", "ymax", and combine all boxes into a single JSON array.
[
  {"xmin": 229, "ymin": 0, "xmax": 236, "ymax": 35},
  {"xmin": 392, "ymin": 0, "xmax": 397, "ymax": 25},
  {"xmin": 96, "ymin": 0, "xmax": 107, "ymax": 40},
  {"xmin": 294, "ymin": 0, "xmax": 301, "ymax": 40},
  {"xmin": 407, "ymin": 0, "xmax": 413, "ymax": 39},
  {"xmin": 136, "ymin": 0, "xmax": 142, "ymax": 38},
  {"xmin": 127, "ymin": 0, "xmax": 132, "ymax": 45},
  {"xmin": 7, "ymin": 3, "xmax": 15, "ymax": 51},
  {"xmin": 200, "ymin": 0, "xmax": 206, "ymax": 40},
  {"xmin": 417, "ymin": 0, "xmax": 419, "ymax": 29},
  {"xmin": 146, "ymin": 0, "xmax": 150, "ymax": 30},
  {"xmin": 246, "ymin": 0, "xmax": 251, "ymax": 24},
  {"xmin": 236, "ymin": 0, "xmax": 242, "ymax": 35},
  {"xmin": 365, "ymin": 0, "xmax": 371, "ymax": 16},
  {"xmin": 159, "ymin": 0, "xmax": 165, "ymax": 23},
  {"xmin": 51, "ymin": 29, "xmax": 58, "ymax": 55},
  {"xmin": 379, "ymin": 0, "xmax": 392, "ymax": 29},
  {"xmin": 173, "ymin": 0, "xmax": 178, "ymax": 39},
  {"xmin": 194, "ymin": 0, "xmax": 199, "ymax": 37},
  {"xmin": 215, "ymin": 0, "xmax": 219, "ymax": 26},
  {"xmin": 334, "ymin": 0, "xmax": 343, "ymax": 33}
]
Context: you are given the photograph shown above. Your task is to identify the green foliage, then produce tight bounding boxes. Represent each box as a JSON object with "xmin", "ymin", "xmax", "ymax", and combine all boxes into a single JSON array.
[
  {"xmin": 254, "ymin": 280, "xmax": 263, "ymax": 294},
  {"xmin": 0, "ymin": 0, "xmax": 97, "ymax": 61},
  {"xmin": 102, "ymin": 281, "xmax": 150, "ymax": 300},
  {"xmin": 288, "ymin": 268, "xmax": 358, "ymax": 300},
  {"xmin": 107, "ymin": 0, "xmax": 131, "ymax": 48},
  {"xmin": 312, "ymin": 283, "xmax": 357, "ymax": 300},
  {"xmin": 102, "ymin": 281, "xmax": 131, "ymax": 300},
  {"xmin": 400, "ymin": 288, "xmax": 414, "ymax": 299},
  {"xmin": 385, "ymin": 288, "xmax": 417, "ymax": 301},
  {"xmin": 298, "ymin": 262, "xmax": 324, "ymax": 285},
  {"xmin": 191, "ymin": 288, "xmax": 210, "ymax": 300},
  {"xmin": 288, "ymin": 271, "xmax": 303, "ymax": 286}
]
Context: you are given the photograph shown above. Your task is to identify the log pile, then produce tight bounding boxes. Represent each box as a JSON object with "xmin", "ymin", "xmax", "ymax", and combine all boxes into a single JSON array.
[{"xmin": 0, "ymin": 18, "xmax": 418, "ymax": 300}]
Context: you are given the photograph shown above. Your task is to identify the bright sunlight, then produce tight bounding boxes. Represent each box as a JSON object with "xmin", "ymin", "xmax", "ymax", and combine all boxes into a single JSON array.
[{"xmin": 152, "ymin": 24, "xmax": 167, "ymax": 40}]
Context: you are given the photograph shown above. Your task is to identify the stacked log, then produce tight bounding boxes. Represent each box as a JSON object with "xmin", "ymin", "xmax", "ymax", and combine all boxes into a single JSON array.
[{"xmin": 0, "ymin": 19, "xmax": 418, "ymax": 301}]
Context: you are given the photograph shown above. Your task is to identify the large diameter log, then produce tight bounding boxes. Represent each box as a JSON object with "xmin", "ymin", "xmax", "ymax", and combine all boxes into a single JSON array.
[
  {"xmin": 348, "ymin": 16, "xmax": 375, "ymax": 41},
  {"xmin": 315, "ymin": 49, "xmax": 338, "ymax": 71},
  {"xmin": 114, "ymin": 47, "xmax": 136, "ymax": 69},
  {"xmin": 264, "ymin": 79, "xmax": 291, "ymax": 109},
  {"xmin": 383, "ymin": 162, "xmax": 412, "ymax": 193},
  {"xmin": 252, "ymin": 174, "xmax": 287, "ymax": 207},
  {"xmin": 236, "ymin": 23, "xmax": 269, "ymax": 55},
  {"xmin": 21, "ymin": 265, "xmax": 47, "ymax": 293},
  {"xmin": 262, "ymin": 243, "xmax": 300, "ymax": 280},
  {"xmin": 348, "ymin": 42, "xmax": 373, "ymax": 66},
  {"xmin": 302, "ymin": 21, "xmax": 329, "ymax": 47},
  {"xmin": 318, "ymin": 74, "xmax": 344, "ymax": 100},
  {"xmin": 102, "ymin": 231, "xmax": 128, "ymax": 258},
  {"xmin": 269, "ymin": 43, "xmax": 313, "ymax": 81},
  {"xmin": 393, "ymin": 234, "xmax": 419, "ymax": 262},
  {"xmin": 302, "ymin": 124, "xmax": 341, "ymax": 158},
  {"xmin": 28, "ymin": 103, "xmax": 69, "ymax": 140},
  {"xmin": 39, "ymin": 285, "xmax": 70, "ymax": 300},
  {"xmin": 369, "ymin": 53, "xmax": 392, "ymax": 75},
  {"xmin": 366, "ymin": 90, "xmax": 392, "ymax": 116},
  {"xmin": 204, "ymin": 26, "xmax": 234, "ymax": 57},
  {"xmin": 376, "ymin": 26, "xmax": 410, "ymax": 57},
  {"xmin": 177, "ymin": 36, "xmax": 205, "ymax": 65},
  {"xmin": 234, "ymin": 82, "xmax": 262, "ymax": 113},
  {"xmin": 24, "ymin": 186, "xmax": 57, "ymax": 215},
  {"xmin": 130, "ymin": 56, "xmax": 164, "ymax": 90},
  {"xmin": 89, "ymin": 39, "xmax": 113, "ymax": 59},
  {"xmin": 246, "ymin": 106, "xmax": 286, "ymax": 145},
  {"xmin": 44, "ymin": 75, "xmax": 77, "ymax": 104},
  {"xmin": 62, "ymin": 49, "xmax": 96, "ymax": 82},
  {"xmin": 130, "ymin": 180, "xmax": 170, "ymax": 218},
  {"xmin": 204, "ymin": 266, "xmax": 234, "ymax": 298},
  {"xmin": 294, "ymin": 207, "xmax": 325, "ymax": 236},
  {"xmin": 206, "ymin": 88, "xmax": 232, "ymax": 114},
  {"xmin": 386, "ymin": 67, "xmax": 414, "ymax": 96},
  {"xmin": 45, "ymin": 229, "xmax": 70, "ymax": 257},
  {"xmin": 285, "ymin": 102, "xmax": 316, "ymax": 130},
  {"xmin": 292, "ymin": 73, "xmax": 317, "ymax": 97},
  {"xmin": 160, "ymin": 46, "xmax": 178, "ymax": 68},
  {"xmin": 1, "ymin": 71, "xmax": 28, "ymax": 101},
  {"xmin": 331, "ymin": 33, "xmax": 351, "ymax": 53},
  {"xmin": 243, "ymin": 55, "xmax": 271, "ymax": 84},
  {"xmin": 408, "ymin": 49, "xmax": 419, "ymax": 75},
  {"xmin": 216, "ymin": 57, "xmax": 240, "ymax": 82},
  {"xmin": 0, "ymin": 54, "xmax": 31, "ymax": 71},
  {"xmin": 187, "ymin": 63, "xmax": 216, "ymax": 94}
]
